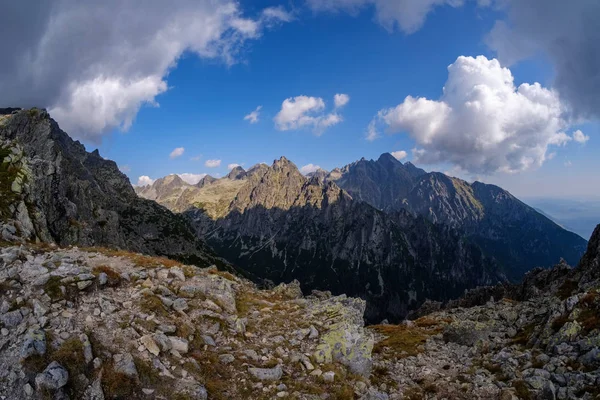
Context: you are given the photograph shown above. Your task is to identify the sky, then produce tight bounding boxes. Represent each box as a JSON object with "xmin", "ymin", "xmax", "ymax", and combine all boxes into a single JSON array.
[{"xmin": 1, "ymin": 0, "xmax": 599, "ymax": 198}]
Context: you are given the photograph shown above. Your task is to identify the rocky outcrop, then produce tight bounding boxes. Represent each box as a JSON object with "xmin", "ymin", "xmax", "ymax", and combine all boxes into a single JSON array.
[
  {"xmin": 0, "ymin": 244, "xmax": 376, "ymax": 399},
  {"xmin": 0, "ymin": 108, "xmax": 218, "ymax": 266}
]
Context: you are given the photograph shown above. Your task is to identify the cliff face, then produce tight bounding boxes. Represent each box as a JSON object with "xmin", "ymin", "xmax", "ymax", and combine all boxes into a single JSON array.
[
  {"xmin": 0, "ymin": 108, "xmax": 218, "ymax": 266},
  {"xmin": 330, "ymin": 154, "xmax": 588, "ymax": 280}
]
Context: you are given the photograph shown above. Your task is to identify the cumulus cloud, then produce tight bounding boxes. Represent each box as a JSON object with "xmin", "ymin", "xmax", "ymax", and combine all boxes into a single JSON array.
[
  {"xmin": 572, "ymin": 130, "xmax": 590, "ymax": 144},
  {"xmin": 205, "ymin": 159, "xmax": 222, "ymax": 168},
  {"xmin": 136, "ymin": 176, "xmax": 155, "ymax": 187},
  {"xmin": 177, "ymin": 173, "xmax": 207, "ymax": 184},
  {"xmin": 170, "ymin": 147, "xmax": 185, "ymax": 159},
  {"xmin": 299, "ymin": 164, "xmax": 321, "ymax": 175},
  {"xmin": 274, "ymin": 95, "xmax": 343, "ymax": 135},
  {"xmin": 391, "ymin": 150, "xmax": 408, "ymax": 161},
  {"xmin": 369, "ymin": 56, "xmax": 575, "ymax": 174},
  {"xmin": 334, "ymin": 93, "xmax": 350, "ymax": 108},
  {"xmin": 119, "ymin": 165, "xmax": 131, "ymax": 173},
  {"xmin": 227, "ymin": 163, "xmax": 241, "ymax": 170},
  {"xmin": 0, "ymin": 0, "xmax": 291, "ymax": 142},
  {"xmin": 485, "ymin": 0, "xmax": 600, "ymax": 120},
  {"xmin": 244, "ymin": 106, "xmax": 262, "ymax": 124}
]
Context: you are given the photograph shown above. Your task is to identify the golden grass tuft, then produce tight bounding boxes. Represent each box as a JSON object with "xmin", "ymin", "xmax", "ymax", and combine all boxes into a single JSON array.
[
  {"xmin": 84, "ymin": 247, "xmax": 181, "ymax": 268},
  {"xmin": 371, "ymin": 324, "xmax": 441, "ymax": 358}
]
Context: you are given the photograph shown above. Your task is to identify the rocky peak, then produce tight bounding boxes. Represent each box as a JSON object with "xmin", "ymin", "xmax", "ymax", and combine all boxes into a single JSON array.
[
  {"xmin": 226, "ymin": 166, "xmax": 247, "ymax": 180},
  {"xmin": 195, "ymin": 175, "xmax": 216, "ymax": 188},
  {"xmin": 306, "ymin": 168, "xmax": 328, "ymax": 180},
  {"xmin": 377, "ymin": 152, "xmax": 402, "ymax": 166},
  {"xmin": 0, "ymin": 108, "xmax": 218, "ymax": 265}
]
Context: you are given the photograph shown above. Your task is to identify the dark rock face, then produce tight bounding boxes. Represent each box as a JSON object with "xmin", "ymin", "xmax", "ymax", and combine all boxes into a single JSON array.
[
  {"xmin": 0, "ymin": 109, "xmax": 218, "ymax": 266},
  {"xmin": 329, "ymin": 154, "xmax": 588, "ymax": 281},
  {"xmin": 185, "ymin": 157, "xmax": 504, "ymax": 322}
]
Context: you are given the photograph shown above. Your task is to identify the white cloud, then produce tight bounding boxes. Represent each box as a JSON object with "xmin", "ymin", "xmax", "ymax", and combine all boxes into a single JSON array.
[
  {"xmin": 190, "ymin": 155, "xmax": 202, "ymax": 161},
  {"xmin": 391, "ymin": 150, "xmax": 407, "ymax": 161},
  {"xmin": 136, "ymin": 176, "xmax": 155, "ymax": 187},
  {"xmin": 366, "ymin": 120, "xmax": 379, "ymax": 141},
  {"xmin": 300, "ymin": 164, "xmax": 321, "ymax": 175},
  {"xmin": 0, "ymin": 1, "xmax": 291, "ymax": 142},
  {"xmin": 262, "ymin": 6, "xmax": 294, "ymax": 23},
  {"xmin": 573, "ymin": 130, "xmax": 590, "ymax": 144},
  {"xmin": 244, "ymin": 106, "xmax": 262, "ymax": 124},
  {"xmin": 565, "ymin": 160, "xmax": 573, "ymax": 167},
  {"xmin": 369, "ymin": 56, "xmax": 574, "ymax": 174},
  {"xmin": 170, "ymin": 147, "xmax": 185, "ymax": 159},
  {"xmin": 274, "ymin": 95, "xmax": 343, "ymax": 135},
  {"xmin": 177, "ymin": 173, "xmax": 207, "ymax": 184},
  {"xmin": 227, "ymin": 163, "xmax": 241, "ymax": 170},
  {"xmin": 119, "ymin": 165, "xmax": 131, "ymax": 173},
  {"xmin": 305, "ymin": 0, "xmax": 480, "ymax": 34},
  {"xmin": 547, "ymin": 152, "xmax": 556, "ymax": 160},
  {"xmin": 334, "ymin": 93, "xmax": 350, "ymax": 108},
  {"xmin": 205, "ymin": 159, "xmax": 222, "ymax": 168}
]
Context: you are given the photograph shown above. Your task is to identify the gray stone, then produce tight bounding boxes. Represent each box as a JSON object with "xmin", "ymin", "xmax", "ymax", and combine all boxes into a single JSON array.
[
  {"xmin": 579, "ymin": 348, "xmax": 600, "ymax": 368},
  {"xmin": 35, "ymin": 361, "xmax": 69, "ymax": 390},
  {"xmin": 202, "ymin": 335, "xmax": 216, "ymax": 346},
  {"xmin": 169, "ymin": 337, "xmax": 189, "ymax": 354},
  {"xmin": 21, "ymin": 329, "xmax": 46, "ymax": 360},
  {"xmin": 173, "ymin": 298, "xmax": 188, "ymax": 312},
  {"xmin": 322, "ymin": 371, "xmax": 335, "ymax": 382},
  {"xmin": 0, "ymin": 310, "xmax": 23, "ymax": 327},
  {"xmin": 113, "ymin": 353, "xmax": 138, "ymax": 379},
  {"xmin": 219, "ymin": 354, "xmax": 235, "ymax": 364},
  {"xmin": 169, "ymin": 267, "xmax": 186, "ymax": 282},
  {"xmin": 153, "ymin": 332, "xmax": 172, "ymax": 352},
  {"xmin": 98, "ymin": 273, "xmax": 108, "ymax": 286},
  {"xmin": 77, "ymin": 280, "xmax": 93, "ymax": 290},
  {"xmin": 248, "ymin": 365, "xmax": 283, "ymax": 381},
  {"xmin": 81, "ymin": 334, "xmax": 94, "ymax": 364},
  {"xmin": 82, "ymin": 378, "xmax": 104, "ymax": 400}
]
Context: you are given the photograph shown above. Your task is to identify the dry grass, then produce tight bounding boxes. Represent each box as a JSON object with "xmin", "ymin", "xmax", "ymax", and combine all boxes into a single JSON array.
[
  {"xmin": 511, "ymin": 322, "xmax": 537, "ymax": 346},
  {"xmin": 84, "ymin": 247, "xmax": 181, "ymax": 268},
  {"xmin": 92, "ymin": 265, "xmax": 121, "ymax": 286},
  {"xmin": 207, "ymin": 266, "xmax": 237, "ymax": 282},
  {"xmin": 139, "ymin": 292, "xmax": 168, "ymax": 316},
  {"xmin": 371, "ymin": 324, "xmax": 442, "ymax": 358},
  {"xmin": 414, "ymin": 316, "xmax": 452, "ymax": 328}
]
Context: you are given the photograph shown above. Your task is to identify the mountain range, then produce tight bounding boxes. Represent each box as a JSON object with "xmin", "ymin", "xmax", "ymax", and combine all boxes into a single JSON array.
[
  {"xmin": 135, "ymin": 149, "xmax": 587, "ymax": 321},
  {"xmin": 0, "ymin": 108, "xmax": 588, "ymax": 322}
]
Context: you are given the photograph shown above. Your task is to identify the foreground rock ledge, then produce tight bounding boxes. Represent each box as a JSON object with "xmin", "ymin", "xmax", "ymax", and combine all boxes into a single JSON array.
[{"xmin": 0, "ymin": 244, "xmax": 376, "ymax": 399}]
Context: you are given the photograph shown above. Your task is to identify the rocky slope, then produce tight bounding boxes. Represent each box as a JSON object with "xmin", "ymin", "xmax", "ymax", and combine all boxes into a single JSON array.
[
  {"xmin": 329, "ymin": 154, "xmax": 588, "ymax": 280},
  {"xmin": 0, "ymin": 244, "xmax": 378, "ymax": 400},
  {"xmin": 0, "ymin": 108, "xmax": 218, "ymax": 266},
  {"xmin": 0, "ymin": 225, "xmax": 598, "ymax": 399},
  {"xmin": 181, "ymin": 157, "xmax": 504, "ymax": 323},
  {"xmin": 366, "ymin": 223, "xmax": 600, "ymax": 399}
]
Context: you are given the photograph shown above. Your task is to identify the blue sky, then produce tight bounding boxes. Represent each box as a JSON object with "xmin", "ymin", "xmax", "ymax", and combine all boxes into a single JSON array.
[{"xmin": 3, "ymin": 0, "xmax": 599, "ymax": 198}]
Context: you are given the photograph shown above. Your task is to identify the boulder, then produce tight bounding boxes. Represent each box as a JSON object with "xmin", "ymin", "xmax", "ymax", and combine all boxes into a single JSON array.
[{"xmin": 35, "ymin": 361, "xmax": 69, "ymax": 391}]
